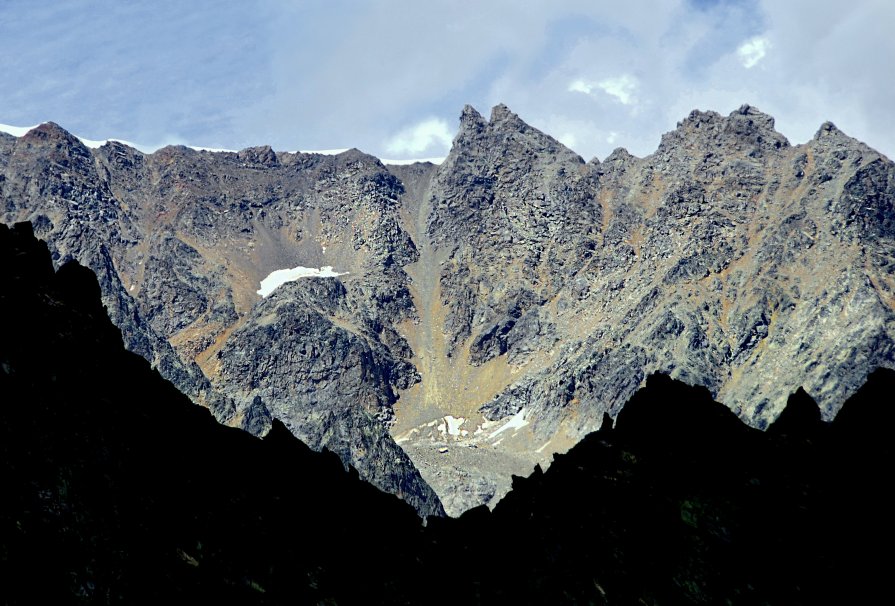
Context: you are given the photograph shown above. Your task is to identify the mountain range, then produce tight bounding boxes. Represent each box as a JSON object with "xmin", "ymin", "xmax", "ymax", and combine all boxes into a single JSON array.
[{"xmin": 2, "ymin": 103, "xmax": 893, "ymax": 515}]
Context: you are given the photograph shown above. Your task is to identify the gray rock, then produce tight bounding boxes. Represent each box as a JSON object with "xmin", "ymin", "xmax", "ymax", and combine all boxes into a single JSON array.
[
  {"xmin": 0, "ymin": 125, "xmax": 443, "ymax": 516},
  {"xmin": 3, "ymin": 103, "xmax": 894, "ymax": 517}
]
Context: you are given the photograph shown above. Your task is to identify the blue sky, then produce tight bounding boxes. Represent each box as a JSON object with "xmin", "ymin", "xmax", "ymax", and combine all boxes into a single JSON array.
[{"xmin": 1, "ymin": 0, "xmax": 893, "ymax": 160}]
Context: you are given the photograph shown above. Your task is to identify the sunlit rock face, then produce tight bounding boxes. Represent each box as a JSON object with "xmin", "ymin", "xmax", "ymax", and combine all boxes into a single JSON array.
[{"xmin": 2, "ymin": 102, "xmax": 894, "ymax": 515}]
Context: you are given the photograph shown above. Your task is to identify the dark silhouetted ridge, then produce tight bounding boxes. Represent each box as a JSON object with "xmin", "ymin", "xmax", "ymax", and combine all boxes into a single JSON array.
[
  {"xmin": 2, "ymin": 221, "xmax": 894, "ymax": 604},
  {"xmin": 0, "ymin": 221, "xmax": 428, "ymax": 605}
]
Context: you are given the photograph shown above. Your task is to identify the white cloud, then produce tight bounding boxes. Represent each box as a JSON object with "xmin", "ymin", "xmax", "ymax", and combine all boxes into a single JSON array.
[
  {"xmin": 568, "ymin": 78, "xmax": 595, "ymax": 95},
  {"xmin": 385, "ymin": 118, "xmax": 453, "ymax": 156},
  {"xmin": 737, "ymin": 36, "xmax": 771, "ymax": 68},
  {"xmin": 598, "ymin": 75, "xmax": 638, "ymax": 105},
  {"xmin": 568, "ymin": 74, "xmax": 638, "ymax": 106}
]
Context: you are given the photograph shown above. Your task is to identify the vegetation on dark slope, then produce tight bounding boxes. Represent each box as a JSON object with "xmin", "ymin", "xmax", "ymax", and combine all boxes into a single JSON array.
[{"xmin": 2, "ymin": 220, "xmax": 893, "ymax": 604}]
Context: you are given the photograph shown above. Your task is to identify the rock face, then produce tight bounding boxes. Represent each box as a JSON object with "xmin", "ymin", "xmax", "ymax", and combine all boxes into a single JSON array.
[
  {"xmin": 397, "ymin": 103, "xmax": 895, "ymax": 514},
  {"xmin": 2, "ymin": 103, "xmax": 894, "ymax": 515},
  {"xmin": 214, "ymin": 278, "xmax": 429, "ymax": 507},
  {"xmin": 0, "ymin": 128, "xmax": 443, "ymax": 517}
]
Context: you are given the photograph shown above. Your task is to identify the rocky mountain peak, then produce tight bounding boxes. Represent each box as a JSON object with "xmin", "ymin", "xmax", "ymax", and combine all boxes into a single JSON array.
[
  {"xmin": 596, "ymin": 146, "xmax": 637, "ymax": 176},
  {"xmin": 334, "ymin": 146, "xmax": 382, "ymax": 165},
  {"xmin": 725, "ymin": 103, "xmax": 789, "ymax": 150},
  {"xmin": 729, "ymin": 102, "xmax": 777, "ymax": 129},
  {"xmin": 814, "ymin": 120, "xmax": 844, "ymax": 141},
  {"xmin": 20, "ymin": 121, "xmax": 80, "ymax": 144},
  {"xmin": 604, "ymin": 146, "xmax": 637, "ymax": 164},
  {"xmin": 152, "ymin": 143, "xmax": 195, "ymax": 159},
  {"xmin": 445, "ymin": 102, "xmax": 582, "ymax": 170},
  {"xmin": 458, "ymin": 104, "xmax": 487, "ymax": 135},
  {"xmin": 655, "ymin": 102, "xmax": 790, "ymax": 164},
  {"xmin": 488, "ymin": 102, "xmax": 525, "ymax": 127},
  {"xmin": 15, "ymin": 121, "xmax": 91, "ymax": 160},
  {"xmin": 236, "ymin": 145, "xmax": 278, "ymax": 168}
]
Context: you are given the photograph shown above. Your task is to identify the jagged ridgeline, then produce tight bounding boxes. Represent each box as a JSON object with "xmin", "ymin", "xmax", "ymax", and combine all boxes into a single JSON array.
[
  {"xmin": 2, "ymin": 221, "xmax": 892, "ymax": 603},
  {"xmin": 1, "ymin": 103, "xmax": 894, "ymax": 515}
]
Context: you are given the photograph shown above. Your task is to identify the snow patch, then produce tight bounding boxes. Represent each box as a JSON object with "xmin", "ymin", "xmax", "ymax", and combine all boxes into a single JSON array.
[
  {"xmin": 435, "ymin": 415, "xmax": 467, "ymax": 438},
  {"xmin": 257, "ymin": 265, "xmax": 348, "ymax": 297},
  {"xmin": 489, "ymin": 408, "xmax": 529, "ymax": 439},
  {"xmin": 444, "ymin": 415, "xmax": 465, "ymax": 437}
]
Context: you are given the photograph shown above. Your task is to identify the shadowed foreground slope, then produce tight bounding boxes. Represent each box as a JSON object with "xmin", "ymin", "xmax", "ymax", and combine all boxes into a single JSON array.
[
  {"xmin": 2, "ymin": 221, "xmax": 893, "ymax": 604},
  {"xmin": 437, "ymin": 371, "xmax": 895, "ymax": 604},
  {"xmin": 0, "ymin": 221, "xmax": 428, "ymax": 604}
]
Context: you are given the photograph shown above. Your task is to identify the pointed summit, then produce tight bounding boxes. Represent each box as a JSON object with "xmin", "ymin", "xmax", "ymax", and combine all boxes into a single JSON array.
[
  {"xmin": 460, "ymin": 103, "xmax": 483, "ymax": 120},
  {"xmin": 452, "ymin": 105, "xmax": 487, "ymax": 148},
  {"xmin": 604, "ymin": 147, "xmax": 635, "ymax": 165},
  {"xmin": 489, "ymin": 103, "xmax": 536, "ymax": 135},
  {"xmin": 814, "ymin": 121, "xmax": 842, "ymax": 140},
  {"xmin": 489, "ymin": 103, "xmax": 515, "ymax": 123},
  {"xmin": 659, "ymin": 104, "xmax": 789, "ymax": 160},
  {"xmin": 21, "ymin": 121, "xmax": 85, "ymax": 149},
  {"xmin": 459, "ymin": 104, "xmax": 486, "ymax": 130},
  {"xmin": 767, "ymin": 387, "xmax": 824, "ymax": 440},
  {"xmin": 727, "ymin": 103, "xmax": 789, "ymax": 147},
  {"xmin": 445, "ymin": 102, "xmax": 582, "ymax": 165},
  {"xmin": 15, "ymin": 121, "xmax": 94, "ymax": 167},
  {"xmin": 237, "ymin": 145, "xmax": 278, "ymax": 168},
  {"xmin": 731, "ymin": 103, "xmax": 769, "ymax": 119}
]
